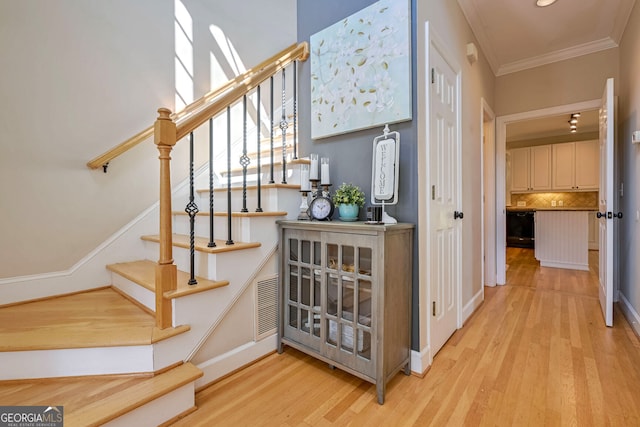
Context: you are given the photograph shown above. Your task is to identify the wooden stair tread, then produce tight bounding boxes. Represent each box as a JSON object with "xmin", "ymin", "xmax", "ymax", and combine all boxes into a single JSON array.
[
  {"xmin": 0, "ymin": 363, "xmax": 202, "ymax": 427},
  {"xmin": 0, "ymin": 288, "xmax": 188, "ymax": 351},
  {"xmin": 198, "ymin": 183, "xmax": 300, "ymax": 194},
  {"xmin": 65, "ymin": 362, "xmax": 202, "ymax": 427},
  {"xmin": 141, "ymin": 234, "xmax": 261, "ymax": 254},
  {"xmin": 107, "ymin": 260, "xmax": 230, "ymax": 299},
  {"xmin": 172, "ymin": 210, "xmax": 287, "ymax": 217}
]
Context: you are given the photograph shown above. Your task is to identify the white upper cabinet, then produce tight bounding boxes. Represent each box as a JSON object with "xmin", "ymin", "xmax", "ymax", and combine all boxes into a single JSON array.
[
  {"xmin": 574, "ymin": 140, "xmax": 599, "ymax": 189},
  {"xmin": 552, "ymin": 140, "xmax": 599, "ymax": 190},
  {"xmin": 510, "ymin": 147, "xmax": 530, "ymax": 192},
  {"xmin": 530, "ymin": 145, "xmax": 552, "ymax": 190},
  {"xmin": 552, "ymin": 142, "xmax": 576, "ymax": 190},
  {"xmin": 509, "ymin": 145, "xmax": 551, "ymax": 192}
]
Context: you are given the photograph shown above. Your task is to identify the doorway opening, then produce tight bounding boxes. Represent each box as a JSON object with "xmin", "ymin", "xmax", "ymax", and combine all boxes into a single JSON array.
[{"xmin": 494, "ymin": 99, "xmax": 602, "ymax": 285}]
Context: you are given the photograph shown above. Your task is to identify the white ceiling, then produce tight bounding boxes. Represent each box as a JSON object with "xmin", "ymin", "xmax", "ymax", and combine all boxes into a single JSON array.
[{"xmin": 457, "ymin": 0, "xmax": 636, "ymax": 76}]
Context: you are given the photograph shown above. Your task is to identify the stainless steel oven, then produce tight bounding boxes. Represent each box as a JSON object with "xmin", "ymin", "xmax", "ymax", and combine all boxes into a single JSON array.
[{"xmin": 506, "ymin": 210, "xmax": 535, "ymax": 248}]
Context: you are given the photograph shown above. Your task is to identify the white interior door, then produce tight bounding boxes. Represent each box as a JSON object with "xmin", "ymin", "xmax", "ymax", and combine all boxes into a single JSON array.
[
  {"xmin": 429, "ymin": 42, "xmax": 461, "ymax": 355},
  {"xmin": 598, "ymin": 77, "xmax": 615, "ymax": 327}
]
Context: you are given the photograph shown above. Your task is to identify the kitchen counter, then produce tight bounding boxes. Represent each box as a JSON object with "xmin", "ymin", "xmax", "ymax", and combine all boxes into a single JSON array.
[
  {"xmin": 535, "ymin": 210, "xmax": 589, "ymax": 271},
  {"xmin": 506, "ymin": 206, "xmax": 597, "ymax": 212}
]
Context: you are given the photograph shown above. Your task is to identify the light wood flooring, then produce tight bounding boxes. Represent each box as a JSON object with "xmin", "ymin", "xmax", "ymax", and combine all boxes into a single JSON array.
[{"xmin": 172, "ymin": 248, "xmax": 640, "ymax": 426}]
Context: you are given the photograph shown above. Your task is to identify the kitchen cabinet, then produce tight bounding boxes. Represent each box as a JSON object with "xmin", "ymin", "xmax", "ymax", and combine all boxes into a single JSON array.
[
  {"xmin": 277, "ymin": 220, "xmax": 413, "ymax": 404},
  {"xmin": 509, "ymin": 146, "xmax": 552, "ymax": 192},
  {"xmin": 552, "ymin": 140, "xmax": 599, "ymax": 190}
]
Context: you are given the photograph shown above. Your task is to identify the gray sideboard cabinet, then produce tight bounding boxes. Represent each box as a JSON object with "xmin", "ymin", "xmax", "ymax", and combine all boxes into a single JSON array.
[{"xmin": 276, "ymin": 220, "xmax": 414, "ymax": 404}]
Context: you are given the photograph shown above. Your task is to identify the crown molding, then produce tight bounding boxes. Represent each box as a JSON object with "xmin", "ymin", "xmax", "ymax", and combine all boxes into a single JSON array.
[{"xmin": 496, "ymin": 37, "xmax": 619, "ymax": 76}]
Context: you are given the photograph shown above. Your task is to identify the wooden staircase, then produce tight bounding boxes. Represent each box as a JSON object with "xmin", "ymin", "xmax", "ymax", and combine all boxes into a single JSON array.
[
  {"xmin": 0, "ymin": 42, "xmax": 308, "ymax": 426},
  {"xmin": 0, "ymin": 157, "xmax": 301, "ymax": 425}
]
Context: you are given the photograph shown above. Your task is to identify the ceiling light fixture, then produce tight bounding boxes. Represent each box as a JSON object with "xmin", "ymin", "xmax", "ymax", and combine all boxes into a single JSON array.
[
  {"xmin": 536, "ymin": 0, "xmax": 558, "ymax": 7},
  {"xmin": 569, "ymin": 112, "xmax": 580, "ymax": 133}
]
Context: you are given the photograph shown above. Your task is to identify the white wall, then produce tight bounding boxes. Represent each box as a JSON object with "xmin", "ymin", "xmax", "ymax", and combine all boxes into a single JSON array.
[
  {"xmin": 494, "ymin": 49, "xmax": 620, "ymax": 117},
  {"xmin": 0, "ymin": 0, "xmax": 296, "ymax": 279},
  {"xmin": 618, "ymin": 2, "xmax": 640, "ymax": 333}
]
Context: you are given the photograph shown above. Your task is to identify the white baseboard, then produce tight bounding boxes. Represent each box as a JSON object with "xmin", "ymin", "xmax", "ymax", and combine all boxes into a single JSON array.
[
  {"xmin": 463, "ymin": 288, "xmax": 484, "ymax": 324},
  {"xmin": 410, "ymin": 347, "xmax": 431, "ymax": 376},
  {"xmin": 194, "ymin": 335, "xmax": 277, "ymax": 389},
  {"xmin": 540, "ymin": 260, "xmax": 589, "ymax": 271},
  {"xmin": 619, "ymin": 292, "xmax": 640, "ymax": 338}
]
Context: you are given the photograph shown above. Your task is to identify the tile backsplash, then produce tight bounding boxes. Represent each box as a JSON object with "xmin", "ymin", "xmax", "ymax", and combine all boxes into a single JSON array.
[{"xmin": 510, "ymin": 191, "xmax": 598, "ymax": 209}]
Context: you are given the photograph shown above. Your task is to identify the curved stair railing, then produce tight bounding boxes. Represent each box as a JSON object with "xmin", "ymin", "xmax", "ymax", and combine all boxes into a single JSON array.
[{"xmin": 151, "ymin": 42, "xmax": 308, "ymax": 328}]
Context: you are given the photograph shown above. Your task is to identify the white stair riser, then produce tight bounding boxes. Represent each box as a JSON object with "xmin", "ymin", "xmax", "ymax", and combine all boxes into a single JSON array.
[
  {"xmin": 218, "ymin": 161, "xmax": 299, "ymax": 179},
  {"xmin": 104, "ymin": 383, "xmax": 196, "ymax": 427},
  {"xmin": 111, "ymin": 273, "xmax": 155, "ymax": 312},
  {"xmin": 0, "ymin": 346, "xmax": 153, "ymax": 380},
  {"xmin": 173, "ymin": 215, "xmax": 282, "ymax": 243},
  {"xmin": 192, "ymin": 186, "xmax": 291, "ymax": 212},
  {"xmin": 142, "ymin": 240, "xmax": 264, "ymax": 282},
  {"xmin": 194, "ymin": 186, "xmax": 302, "ymax": 218}
]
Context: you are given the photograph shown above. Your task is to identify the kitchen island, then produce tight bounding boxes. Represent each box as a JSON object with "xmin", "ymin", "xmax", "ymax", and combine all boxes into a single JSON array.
[{"xmin": 534, "ymin": 209, "xmax": 593, "ymax": 271}]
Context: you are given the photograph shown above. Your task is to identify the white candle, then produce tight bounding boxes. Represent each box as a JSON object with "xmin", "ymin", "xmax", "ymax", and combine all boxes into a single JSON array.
[
  {"xmin": 309, "ymin": 153, "xmax": 319, "ymax": 180},
  {"xmin": 320, "ymin": 157, "xmax": 330, "ymax": 185},
  {"xmin": 300, "ymin": 163, "xmax": 311, "ymax": 191}
]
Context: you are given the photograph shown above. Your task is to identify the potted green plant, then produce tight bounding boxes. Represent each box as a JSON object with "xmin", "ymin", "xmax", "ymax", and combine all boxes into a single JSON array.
[{"xmin": 332, "ymin": 182, "xmax": 365, "ymax": 221}]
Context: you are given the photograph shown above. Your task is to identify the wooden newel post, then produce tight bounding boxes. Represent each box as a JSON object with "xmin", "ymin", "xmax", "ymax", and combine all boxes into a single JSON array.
[{"xmin": 154, "ymin": 107, "xmax": 178, "ymax": 329}]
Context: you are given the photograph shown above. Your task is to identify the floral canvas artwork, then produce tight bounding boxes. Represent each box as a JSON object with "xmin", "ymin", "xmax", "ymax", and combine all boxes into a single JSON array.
[{"xmin": 310, "ymin": 0, "xmax": 411, "ymax": 139}]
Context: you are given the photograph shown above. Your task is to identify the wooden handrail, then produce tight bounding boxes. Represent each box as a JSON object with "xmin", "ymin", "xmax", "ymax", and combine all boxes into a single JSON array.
[
  {"xmin": 176, "ymin": 41, "xmax": 308, "ymax": 140},
  {"xmin": 86, "ymin": 42, "xmax": 309, "ymax": 170},
  {"xmin": 150, "ymin": 42, "xmax": 308, "ymax": 329}
]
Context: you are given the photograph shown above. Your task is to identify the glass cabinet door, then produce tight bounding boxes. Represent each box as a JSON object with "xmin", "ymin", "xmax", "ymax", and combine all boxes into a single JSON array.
[
  {"xmin": 283, "ymin": 230, "xmax": 322, "ymax": 351},
  {"xmin": 323, "ymin": 233, "xmax": 375, "ymax": 374}
]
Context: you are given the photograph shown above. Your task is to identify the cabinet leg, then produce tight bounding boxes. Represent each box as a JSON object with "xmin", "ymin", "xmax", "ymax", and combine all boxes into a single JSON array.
[
  {"xmin": 277, "ymin": 341, "xmax": 283, "ymax": 354},
  {"xmin": 376, "ymin": 383, "xmax": 385, "ymax": 405},
  {"xmin": 403, "ymin": 362, "xmax": 411, "ymax": 376},
  {"xmin": 328, "ymin": 364, "xmax": 335, "ymax": 370}
]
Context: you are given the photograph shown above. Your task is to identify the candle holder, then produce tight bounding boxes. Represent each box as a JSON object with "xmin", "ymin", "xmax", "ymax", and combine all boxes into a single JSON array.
[
  {"xmin": 322, "ymin": 183, "xmax": 332, "ymax": 198},
  {"xmin": 310, "ymin": 179, "xmax": 321, "ymax": 198},
  {"xmin": 297, "ymin": 191, "xmax": 310, "ymax": 220}
]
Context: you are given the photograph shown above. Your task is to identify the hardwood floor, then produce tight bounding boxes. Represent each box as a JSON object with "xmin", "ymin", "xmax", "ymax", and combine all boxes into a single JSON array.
[{"xmin": 172, "ymin": 248, "xmax": 640, "ymax": 426}]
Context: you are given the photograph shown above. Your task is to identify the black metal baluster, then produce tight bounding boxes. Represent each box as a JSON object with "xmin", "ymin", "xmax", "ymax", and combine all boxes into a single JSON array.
[
  {"xmin": 269, "ymin": 76, "xmax": 275, "ymax": 184},
  {"xmin": 207, "ymin": 117, "xmax": 216, "ymax": 248},
  {"xmin": 280, "ymin": 69, "xmax": 288, "ymax": 184},
  {"xmin": 240, "ymin": 95, "xmax": 250, "ymax": 213},
  {"xmin": 293, "ymin": 60, "xmax": 298, "ymax": 160},
  {"xmin": 185, "ymin": 132, "xmax": 199, "ymax": 285},
  {"xmin": 256, "ymin": 85, "xmax": 263, "ymax": 212},
  {"xmin": 226, "ymin": 106, "xmax": 234, "ymax": 245}
]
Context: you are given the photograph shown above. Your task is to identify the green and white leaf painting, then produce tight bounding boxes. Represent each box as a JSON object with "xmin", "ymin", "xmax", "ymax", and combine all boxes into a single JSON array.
[{"xmin": 310, "ymin": 0, "xmax": 411, "ymax": 139}]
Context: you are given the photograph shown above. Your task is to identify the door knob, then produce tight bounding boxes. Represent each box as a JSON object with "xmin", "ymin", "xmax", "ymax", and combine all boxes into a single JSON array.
[
  {"xmin": 614, "ymin": 212, "xmax": 624, "ymax": 219},
  {"xmin": 454, "ymin": 211, "xmax": 464, "ymax": 220}
]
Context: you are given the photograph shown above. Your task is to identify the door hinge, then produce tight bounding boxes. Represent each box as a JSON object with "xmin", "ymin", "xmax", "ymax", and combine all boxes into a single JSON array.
[
  {"xmin": 432, "ymin": 185, "xmax": 435, "ymax": 200},
  {"xmin": 431, "ymin": 68, "xmax": 435, "ymax": 84},
  {"xmin": 432, "ymin": 301, "xmax": 436, "ymax": 316}
]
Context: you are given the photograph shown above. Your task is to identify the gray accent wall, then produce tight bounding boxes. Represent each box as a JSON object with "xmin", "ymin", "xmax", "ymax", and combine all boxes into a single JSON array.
[{"xmin": 297, "ymin": 0, "xmax": 421, "ymax": 349}]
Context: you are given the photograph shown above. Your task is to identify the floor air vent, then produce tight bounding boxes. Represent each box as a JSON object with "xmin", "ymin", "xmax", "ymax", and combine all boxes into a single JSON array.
[{"xmin": 255, "ymin": 275, "xmax": 278, "ymax": 340}]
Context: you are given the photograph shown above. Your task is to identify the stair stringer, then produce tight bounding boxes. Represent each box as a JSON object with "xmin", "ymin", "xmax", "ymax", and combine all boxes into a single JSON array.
[
  {"xmin": 151, "ymin": 242, "xmax": 278, "ymax": 371},
  {"xmin": 190, "ymin": 254, "xmax": 279, "ymax": 389}
]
